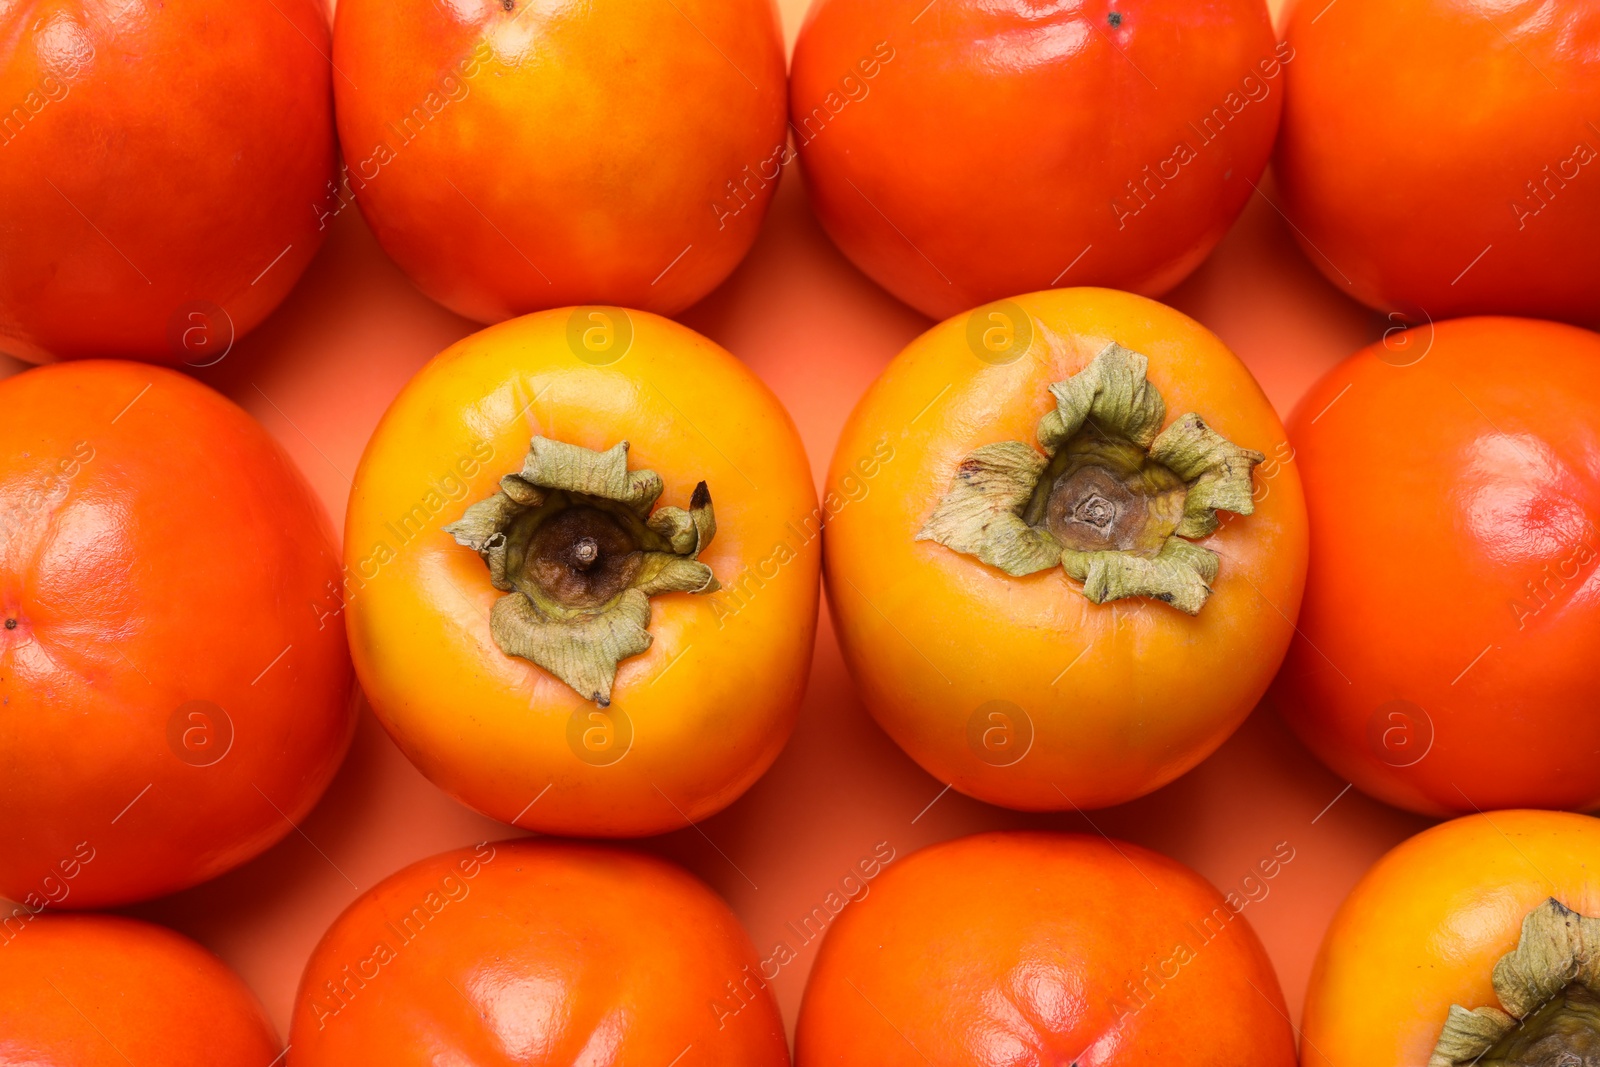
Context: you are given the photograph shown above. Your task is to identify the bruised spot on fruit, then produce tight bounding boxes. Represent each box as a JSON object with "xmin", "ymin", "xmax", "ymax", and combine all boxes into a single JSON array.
[
  {"xmin": 3, "ymin": 618, "xmax": 14, "ymax": 630},
  {"xmin": 1107, "ymin": 10, "xmax": 1123, "ymax": 26}
]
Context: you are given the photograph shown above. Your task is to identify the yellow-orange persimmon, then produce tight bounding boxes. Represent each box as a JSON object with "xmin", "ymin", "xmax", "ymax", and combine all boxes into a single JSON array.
[
  {"xmin": 1302, "ymin": 810, "xmax": 1600, "ymax": 1065},
  {"xmin": 825, "ymin": 288, "xmax": 1306, "ymax": 810},
  {"xmin": 344, "ymin": 308, "xmax": 818, "ymax": 836}
]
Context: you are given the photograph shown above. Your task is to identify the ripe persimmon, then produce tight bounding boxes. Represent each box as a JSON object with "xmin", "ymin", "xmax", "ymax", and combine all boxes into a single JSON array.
[
  {"xmin": 0, "ymin": 913, "xmax": 280, "ymax": 1064},
  {"xmin": 0, "ymin": 0, "xmax": 335, "ymax": 363},
  {"xmin": 344, "ymin": 308, "xmax": 818, "ymax": 836},
  {"xmin": 1276, "ymin": 0, "xmax": 1600, "ymax": 324},
  {"xmin": 1274, "ymin": 317, "xmax": 1600, "ymax": 816},
  {"xmin": 825, "ymin": 288, "xmax": 1306, "ymax": 810},
  {"xmin": 332, "ymin": 0, "xmax": 787, "ymax": 323},
  {"xmin": 796, "ymin": 831, "xmax": 1297, "ymax": 1065},
  {"xmin": 0, "ymin": 362, "xmax": 354, "ymax": 908},
  {"xmin": 1302, "ymin": 810, "xmax": 1600, "ymax": 1065},
  {"xmin": 289, "ymin": 840, "xmax": 788, "ymax": 1065},
  {"xmin": 790, "ymin": 0, "xmax": 1285, "ymax": 319}
]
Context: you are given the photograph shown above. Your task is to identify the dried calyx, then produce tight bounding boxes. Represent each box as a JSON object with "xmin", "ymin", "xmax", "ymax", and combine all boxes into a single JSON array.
[
  {"xmin": 444, "ymin": 437, "xmax": 717, "ymax": 706},
  {"xmin": 918, "ymin": 343, "xmax": 1262, "ymax": 615},
  {"xmin": 1431, "ymin": 898, "xmax": 1600, "ymax": 1067}
]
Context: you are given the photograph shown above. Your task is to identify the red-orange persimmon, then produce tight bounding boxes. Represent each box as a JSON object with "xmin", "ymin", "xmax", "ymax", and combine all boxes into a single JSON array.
[
  {"xmin": 0, "ymin": 913, "xmax": 281, "ymax": 1065},
  {"xmin": 790, "ymin": 0, "xmax": 1286, "ymax": 319},
  {"xmin": 1275, "ymin": 317, "xmax": 1600, "ymax": 815},
  {"xmin": 290, "ymin": 840, "xmax": 788, "ymax": 1065},
  {"xmin": 1276, "ymin": 0, "xmax": 1600, "ymax": 324},
  {"xmin": 332, "ymin": 0, "xmax": 787, "ymax": 323},
  {"xmin": 0, "ymin": 0, "xmax": 335, "ymax": 363},
  {"xmin": 797, "ymin": 832, "xmax": 1297, "ymax": 1065},
  {"xmin": 0, "ymin": 362, "xmax": 354, "ymax": 908}
]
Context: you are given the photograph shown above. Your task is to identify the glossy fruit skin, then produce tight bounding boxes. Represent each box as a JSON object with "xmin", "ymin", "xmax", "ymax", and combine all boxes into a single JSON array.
[
  {"xmin": 1275, "ymin": 318, "xmax": 1600, "ymax": 816},
  {"xmin": 825, "ymin": 288, "xmax": 1307, "ymax": 810},
  {"xmin": 0, "ymin": 362, "xmax": 355, "ymax": 908},
  {"xmin": 1276, "ymin": 0, "xmax": 1600, "ymax": 325},
  {"xmin": 789, "ymin": 0, "xmax": 1284, "ymax": 321},
  {"xmin": 797, "ymin": 831, "xmax": 1296, "ymax": 1066},
  {"xmin": 344, "ymin": 308, "xmax": 818, "ymax": 836},
  {"xmin": 0, "ymin": 0, "xmax": 335, "ymax": 364},
  {"xmin": 289, "ymin": 839, "xmax": 787, "ymax": 1066},
  {"xmin": 1302, "ymin": 810, "xmax": 1600, "ymax": 1064},
  {"xmin": 331, "ymin": 0, "xmax": 786, "ymax": 324},
  {"xmin": 0, "ymin": 913, "xmax": 280, "ymax": 1065}
]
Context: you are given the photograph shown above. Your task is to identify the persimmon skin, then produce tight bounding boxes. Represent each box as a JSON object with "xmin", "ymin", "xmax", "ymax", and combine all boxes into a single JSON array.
[
  {"xmin": 0, "ymin": 0, "xmax": 335, "ymax": 364},
  {"xmin": 1274, "ymin": 318, "xmax": 1600, "ymax": 816},
  {"xmin": 824, "ymin": 288, "xmax": 1307, "ymax": 811},
  {"xmin": 332, "ymin": 0, "xmax": 786, "ymax": 324},
  {"xmin": 796, "ymin": 831, "xmax": 1297, "ymax": 1066},
  {"xmin": 344, "ymin": 309, "xmax": 819, "ymax": 837},
  {"xmin": 1276, "ymin": 0, "xmax": 1600, "ymax": 325},
  {"xmin": 0, "ymin": 362, "xmax": 355, "ymax": 909},
  {"xmin": 1301, "ymin": 810, "xmax": 1600, "ymax": 1065},
  {"xmin": 0, "ymin": 913, "xmax": 280, "ymax": 1065},
  {"xmin": 289, "ymin": 840, "xmax": 788, "ymax": 1067},
  {"xmin": 790, "ymin": 0, "xmax": 1284, "ymax": 320}
]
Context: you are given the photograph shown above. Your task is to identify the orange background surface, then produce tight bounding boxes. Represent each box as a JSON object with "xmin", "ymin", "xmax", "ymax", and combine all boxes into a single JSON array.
[{"xmin": 0, "ymin": 0, "xmax": 1438, "ymax": 1044}]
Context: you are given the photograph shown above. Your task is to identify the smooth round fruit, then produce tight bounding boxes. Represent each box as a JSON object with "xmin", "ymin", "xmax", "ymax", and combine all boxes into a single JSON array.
[
  {"xmin": 0, "ymin": 912, "xmax": 280, "ymax": 1065},
  {"xmin": 332, "ymin": 0, "xmax": 786, "ymax": 323},
  {"xmin": 290, "ymin": 839, "xmax": 787, "ymax": 1065},
  {"xmin": 345, "ymin": 308, "xmax": 818, "ymax": 836},
  {"xmin": 0, "ymin": 0, "xmax": 335, "ymax": 364},
  {"xmin": 825, "ymin": 288, "xmax": 1306, "ymax": 810},
  {"xmin": 1302, "ymin": 810, "xmax": 1600, "ymax": 1065},
  {"xmin": 1276, "ymin": 0, "xmax": 1600, "ymax": 324},
  {"xmin": 790, "ymin": 0, "xmax": 1284, "ymax": 320},
  {"xmin": 1275, "ymin": 317, "xmax": 1600, "ymax": 816},
  {"xmin": 796, "ymin": 831, "xmax": 1297, "ymax": 1065},
  {"xmin": 0, "ymin": 362, "xmax": 355, "ymax": 908}
]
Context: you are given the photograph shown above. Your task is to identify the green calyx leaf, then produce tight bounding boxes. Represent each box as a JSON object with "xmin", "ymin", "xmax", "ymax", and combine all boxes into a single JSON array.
[
  {"xmin": 914, "ymin": 441, "xmax": 1060, "ymax": 576},
  {"xmin": 917, "ymin": 342, "xmax": 1264, "ymax": 615},
  {"xmin": 1430, "ymin": 898, "xmax": 1600, "ymax": 1066},
  {"xmin": 443, "ymin": 437, "xmax": 717, "ymax": 706}
]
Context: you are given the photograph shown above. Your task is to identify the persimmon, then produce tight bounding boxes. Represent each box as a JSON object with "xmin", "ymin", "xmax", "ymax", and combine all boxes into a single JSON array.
[
  {"xmin": 1302, "ymin": 810, "xmax": 1600, "ymax": 1065},
  {"xmin": 1274, "ymin": 317, "xmax": 1600, "ymax": 816},
  {"xmin": 789, "ymin": 0, "xmax": 1286, "ymax": 320},
  {"xmin": 824, "ymin": 288, "xmax": 1306, "ymax": 810},
  {"xmin": 289, "ymin": 839, "xmax": 787, "ymax": 1065},
  {"xmin": 344, "ymin": 308, "xmax": 818, "ymax": 836},
  {"xmin": 796, "ymin": 831, "xmax": 1297, "ymax": 1065},
  {"xmin": 0, "ymin": 0, "xmax": 335, "ymax": 364},
  {"xmin": 331, "ymin": 0, "xmax": 786, "ymax": 323},
  {"xmin": 1276, "ymin": 0, "xmax": 1600, "ymax": 324},
  {"xmin": 0, "ymin": 912, "xmax": 280, "ymax": 1064},
  {"xmin": 0, "ymin": 362, "xmax": 355, "ymax": 908}
]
